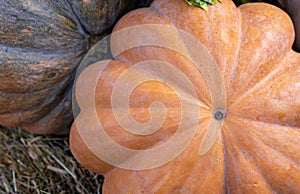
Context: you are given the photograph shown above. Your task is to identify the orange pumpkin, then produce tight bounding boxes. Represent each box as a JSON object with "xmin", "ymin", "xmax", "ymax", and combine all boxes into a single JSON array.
[{"xmin": 70, "ymin": 0, "xmax": 300, "ymax": 193}]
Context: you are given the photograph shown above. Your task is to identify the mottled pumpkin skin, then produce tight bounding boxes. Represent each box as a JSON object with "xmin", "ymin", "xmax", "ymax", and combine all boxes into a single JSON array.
[
  {"xmin": 0, "ymin": 0, "xmax": 146, "ymax": 134},
  {"xmin": 70, "ymin": 0, "xmax": 300, "ymax": 193}
]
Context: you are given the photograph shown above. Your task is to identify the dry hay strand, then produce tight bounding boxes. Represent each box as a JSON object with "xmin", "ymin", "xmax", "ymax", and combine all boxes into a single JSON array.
[{"xmin": 0, "ymin": 126, "xmax": 103, "ymax": 194}]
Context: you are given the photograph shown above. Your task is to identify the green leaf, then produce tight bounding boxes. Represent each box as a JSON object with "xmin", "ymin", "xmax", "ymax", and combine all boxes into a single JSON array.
[
  {"xmin": 185, "ymin": 0, "xmax": 221, "ymax": 10},
  {"xmin": 203, "ymin": 0, "xmax": 214, "ymax": 4}
]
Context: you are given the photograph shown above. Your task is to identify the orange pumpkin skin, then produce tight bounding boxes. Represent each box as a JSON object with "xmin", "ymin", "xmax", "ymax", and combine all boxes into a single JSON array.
[{"xmin": 70, "ymin": 0, "xmax": 300, "ymax": 193}]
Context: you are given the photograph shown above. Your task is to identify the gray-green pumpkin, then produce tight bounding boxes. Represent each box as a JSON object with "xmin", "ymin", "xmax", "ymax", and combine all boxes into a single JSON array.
[{"xmin": 0, "ymin": 0, "xmax": 148, "ymax": 134}]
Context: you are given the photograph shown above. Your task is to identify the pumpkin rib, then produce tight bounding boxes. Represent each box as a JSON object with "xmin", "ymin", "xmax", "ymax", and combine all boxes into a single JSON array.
[
  {"xmin": 102, "ymin": 119, "xmax": 225, "ymax": 193},
  {"xmin": 66, "ymin": 1, "xmax": 90, "ymax": 38},
  {"xmin": 0, "ymin": 12, "xmax": 85, "ymax": 51},
  {"xmin": 21, "ymin": 84, "xmax": 73, "ymax": 134},
  {"xmin": 91, "ymin": 60, "xmax": 210, "ymax": 152},
  {"xmin": 228, "ymin": 3, "xmax": 295, "ymax": 104},
  {"xmin": 85, "ymin": 58, "xmax": 210, "ymax": 151},
  {"xmin": 149, "ymin": 0, "xmax": 214, "ymax": 60},
  {"xmin": 234, "ymin": 115, "xmax": 300, "ymax": 131},
  {"xmin": 229, "ymin": 51, "xmax": 300, "ymax": 128},
  {"xmin": 0, "ymin": 96, "xmax": 61, "ymax": 127},
  {"xmin": 150, "ymin": 0, "xmax": 242, "ymax": 105},
  {"xmin": 0, "ymin": 47, "xmax": 84, "ymax": 93},
  {"xmin": 0, "ymin": 43, "xmax": 87, "ymax": 55},
  {"xmin": 153, "ymin": 133, "xmax": 209, "ymax": 192},
  {"xmin": 227, "ymin": 117, "xmax": 300, "ymax": 167},
  {"xmin": 177, "ymin": 138, "xmax": 225, "ymax": 193},
  {"xmin": 154, "ymin": 0, "xmax": 241, "ymax": 72},
  {"xmin": 233, "ymin": 116, "xmax": 300, "ymax": 164},
  {"xmin": 111, "ymin": 24, "xmax": 211, "ymax": 108},
  {"xmin": 110, "ymin": 8, "xmax": 213, "ymax": 108},
  {"xmin": 224, "ymin": 124, "xmax": 275, "ymax": 194},
  {"xmin": 96, "ymin": 109, "xmax": 187, "ymax": 150},
  {"xmin": 247, "ymin": 135, "xmax": 300, "ymax": 193},
  {"xmin": 111, "ymin": 51, "xmax": 212, "ymax": 110},
  {"xmin": 0, "ymin": 0, "xmax": 89, "ymax": 45},
  {"xmin": 0, "ymin": 74, "xmax": 71, "ymax": 113},
  {"xmin": 70, "ymin": 61, "xmax": 193, "ymax": 170},
  {"xmin": 0, "ymin": 79, "xmax": 71, "ymax": 128},
  {"xmin": 225, "ymin": 118, "xmax": 300, "ymax": 193},
  {"xmin": 222, "ymin": 124, "xmax": 275, "ymax": 193},
  {"xmin": 221, "ymin": 130, "xmax": 231, "ymax": 194},
  {"xmin": 67, "ymin": 0, "xmax": 141, "ymax": 36},
  {"xmin": 227, "ymin": 9, "xmax": 242, "ymax": 94},
  {"xmin": 228, "ymin": 59, "xmax": 285, "ymax": 109},
  {"xmin": 70, "ymin": 123, "xmax": 115, "ymax": 174},
  {"xmin": 202, "ymin": 0, "xmax": 241, "ymax": 75},
  {"xmin": 67, "ymin": 1, "xmax": 95, "ymax": 36}
]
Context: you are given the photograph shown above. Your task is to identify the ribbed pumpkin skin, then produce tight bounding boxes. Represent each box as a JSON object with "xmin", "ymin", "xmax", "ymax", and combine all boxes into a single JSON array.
[
  {"xmin": 0, "ymin": 0, "xmax": 142, "ymax": 134},
  {"xmin": 70, "ymin": 0, "xmax": 300, "ymax": 193}
]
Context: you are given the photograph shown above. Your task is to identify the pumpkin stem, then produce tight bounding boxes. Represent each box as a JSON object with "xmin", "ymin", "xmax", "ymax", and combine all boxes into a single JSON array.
[
  {"xmin": 185, "ymin": 0, "xmax": 221, "ymax": 11},
  {"xmin": 214, "ymin": 109, "xmax": 226, "ymax": 121}
]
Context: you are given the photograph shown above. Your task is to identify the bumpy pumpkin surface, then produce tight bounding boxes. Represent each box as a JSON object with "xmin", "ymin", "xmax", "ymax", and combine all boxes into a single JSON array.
[
  {"xmin": 0, "ymin": 0, "xmax": 146, "ymax": 134},
  {"xmin": 70, "ymin": 0, "xmax": 300, "ymax": 193}
]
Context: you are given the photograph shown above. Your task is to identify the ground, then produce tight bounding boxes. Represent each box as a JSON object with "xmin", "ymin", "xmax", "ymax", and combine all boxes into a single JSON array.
[{"xmin": 0, "ymin": 126, "xmax": 103, "ymax": 193}]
